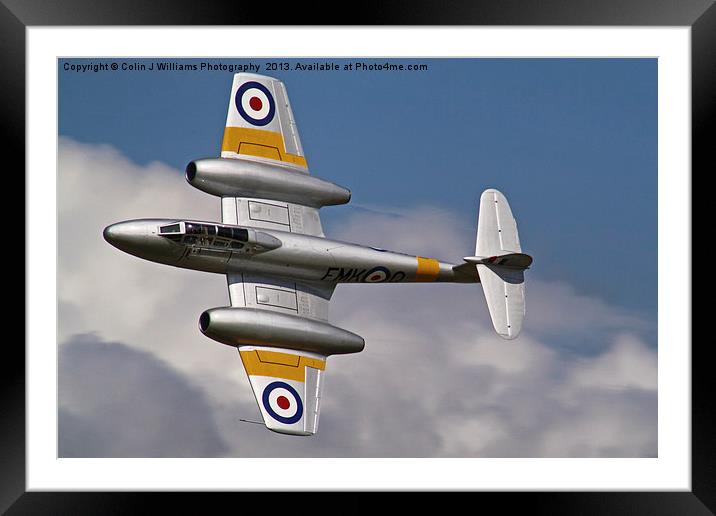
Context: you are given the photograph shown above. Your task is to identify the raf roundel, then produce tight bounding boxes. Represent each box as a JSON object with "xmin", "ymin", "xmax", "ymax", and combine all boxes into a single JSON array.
[
  {"xmin": 262, "ymin": 381, "xmax": 303, "ymax": 424},
  {"xmin": 363, "ymin": 266, "xmax": 390, "ymax": 283},
  {"xmin": 235, "ymin": 81, "xmax": 276, "ymax": 126}
]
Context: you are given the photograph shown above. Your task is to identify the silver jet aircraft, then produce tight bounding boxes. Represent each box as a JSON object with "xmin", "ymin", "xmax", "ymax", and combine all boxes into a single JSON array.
[{"xmin": 104, "ymin": 73, "xmax": 533, "ymax": 436}]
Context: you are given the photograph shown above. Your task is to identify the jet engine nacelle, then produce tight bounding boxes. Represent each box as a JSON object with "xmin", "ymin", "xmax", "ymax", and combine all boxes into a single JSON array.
[
  {"xmin": 186, "ymin": 157, "xmax": 351, "ymax": 208},
  {"xmin": 198, "ymin": 307, "xmax": 365, "ymax": 356}
]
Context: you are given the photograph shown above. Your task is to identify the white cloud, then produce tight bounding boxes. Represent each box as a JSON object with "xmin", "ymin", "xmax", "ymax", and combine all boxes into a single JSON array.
[
  {"xmin": 58, "ymin": 137, "xmax": 253, "ymax": 405},
  {"xmin": 565, "ymin": 333, "xmax": 657, "ymax": 392},
  {"xmin": 57, "ymin": 138, "xmax": 657, "ymax": 457}
]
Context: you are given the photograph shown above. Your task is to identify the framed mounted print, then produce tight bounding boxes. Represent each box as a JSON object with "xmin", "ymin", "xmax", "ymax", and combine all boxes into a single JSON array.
[{"xmin": 6, "ymin": 0, "xmax": 711, "ymax": 512}]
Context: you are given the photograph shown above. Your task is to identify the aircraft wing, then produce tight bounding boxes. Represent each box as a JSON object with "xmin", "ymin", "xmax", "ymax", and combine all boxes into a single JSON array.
[
  {"xmin": 221, "ymin": 73, "xmax": 307, "ymax": 168},
  {"xmin": 220, "ymin": 73, "xmax": 324, "ymax": 237},
  {"xmin": 221, "ymin": 197, "xmax": 325, "ymax": 237},
  {"xmin": 219, "ymin": 74, "xmax": 335, "ymax": 434},
  {"xmin": 227, "ymin": 273, "xmax": 334, "ymax": 322},
  {"xmin": 227, "ymin": 272, "xmax": 334, "ymax": 435},
  {"xmin": 227, "ymin": 272, "xmax": 333, "ymax": 436},
  {"xmin": 238, "ymin": 345, "xmax": 326, "ymax": 435}
]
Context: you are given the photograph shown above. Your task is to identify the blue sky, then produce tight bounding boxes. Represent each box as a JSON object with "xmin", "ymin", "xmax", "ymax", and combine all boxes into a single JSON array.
[{"xmin": 59, "ymin": 57, "xmax": 657, "ymax": 319}]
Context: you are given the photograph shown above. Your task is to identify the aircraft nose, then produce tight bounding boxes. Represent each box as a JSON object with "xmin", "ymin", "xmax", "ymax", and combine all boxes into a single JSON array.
[
  {"xmin": 102, "ymin": 223, "xmax": 120, "ymax": 243},
  {"xmin": 103, "ymin": 221, "xmax": 148, "ymax": 251},
  {"xmin": 103, "ymin": 222, "xmax": 128, "ymax": 245}
]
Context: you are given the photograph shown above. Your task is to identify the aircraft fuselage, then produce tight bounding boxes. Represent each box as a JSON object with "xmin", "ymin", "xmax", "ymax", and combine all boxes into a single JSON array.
[{"xmin": 103, "ymin": 218, "xmax": 478, "ymax": 285}]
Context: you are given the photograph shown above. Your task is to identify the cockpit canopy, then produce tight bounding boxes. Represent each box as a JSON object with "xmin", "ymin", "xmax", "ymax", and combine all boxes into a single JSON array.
[{"xmin": 159, "ymin": 221, "xmax": 249, "ymax": 250}]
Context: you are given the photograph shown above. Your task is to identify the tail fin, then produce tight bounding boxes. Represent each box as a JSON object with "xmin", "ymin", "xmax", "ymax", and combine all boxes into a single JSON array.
[{"xmin": 467, "ymin": 189, "xmax": 532, "ymax": 339}]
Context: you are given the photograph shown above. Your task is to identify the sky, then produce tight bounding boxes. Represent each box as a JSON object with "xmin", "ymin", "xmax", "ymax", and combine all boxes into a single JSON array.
[{"xmin": 57, "ymin": 58, "xmax": 658, "ymax": 458}]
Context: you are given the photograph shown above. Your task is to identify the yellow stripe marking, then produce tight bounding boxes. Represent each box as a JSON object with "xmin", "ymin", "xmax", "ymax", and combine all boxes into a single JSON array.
[
  {"xmin": 222, "ymin": 126, "xmax": 308, "ymax": 168},
  {"xmin": 239, "ymin": 349, "xmax": 325, "ymax": 382},
  {"xmin": 256, "ymin": 350, "xmax": 300, "ymax": 367},
  {"xmin": 415, "ymin": 257, "xmax": 440, "ymax": 282},
  {"xmin": 239, "ymin": 143, "xmax": 281, "ymax": 162}
]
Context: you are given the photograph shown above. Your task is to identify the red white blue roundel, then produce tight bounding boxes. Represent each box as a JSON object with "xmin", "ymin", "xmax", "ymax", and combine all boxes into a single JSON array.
[
  {"xmin": 262, "ymin": 381, "xmax": 303, "ymax": 424},
  {"xmin": 363, "ymin": 266, "xmax": 390, "ymax": 283},
  {"xmin": 235, "ymin": 81, "xmax": 275, "ymax": 126}
]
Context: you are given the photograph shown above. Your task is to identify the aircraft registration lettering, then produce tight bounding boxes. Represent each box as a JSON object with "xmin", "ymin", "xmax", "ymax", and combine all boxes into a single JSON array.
[{"xmin": 320, "ymin": 266, "xmax": 407, "ymax": 283}]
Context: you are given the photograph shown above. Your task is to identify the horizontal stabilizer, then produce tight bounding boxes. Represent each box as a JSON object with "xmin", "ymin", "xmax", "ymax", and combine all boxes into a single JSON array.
[
  {"xmin": 464, "ymin": 253, "xmax": 532, "ymax": 270},
  {"xmin": 477, "ymin": 264, "xmax": 525, "ymax": 339},
  {"xmin": 474, "ymin": 189, "xmax": 529, "ymax": 339},
  {"xmin": 476, "ymin": 189, "xmax": 522, "ymax": 256}
]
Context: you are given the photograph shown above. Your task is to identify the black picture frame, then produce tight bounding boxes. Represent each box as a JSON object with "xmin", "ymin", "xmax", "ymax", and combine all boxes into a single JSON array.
[{"xmin": 7, "ymin": 0, "xmax": 710, "ymax": 512}]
